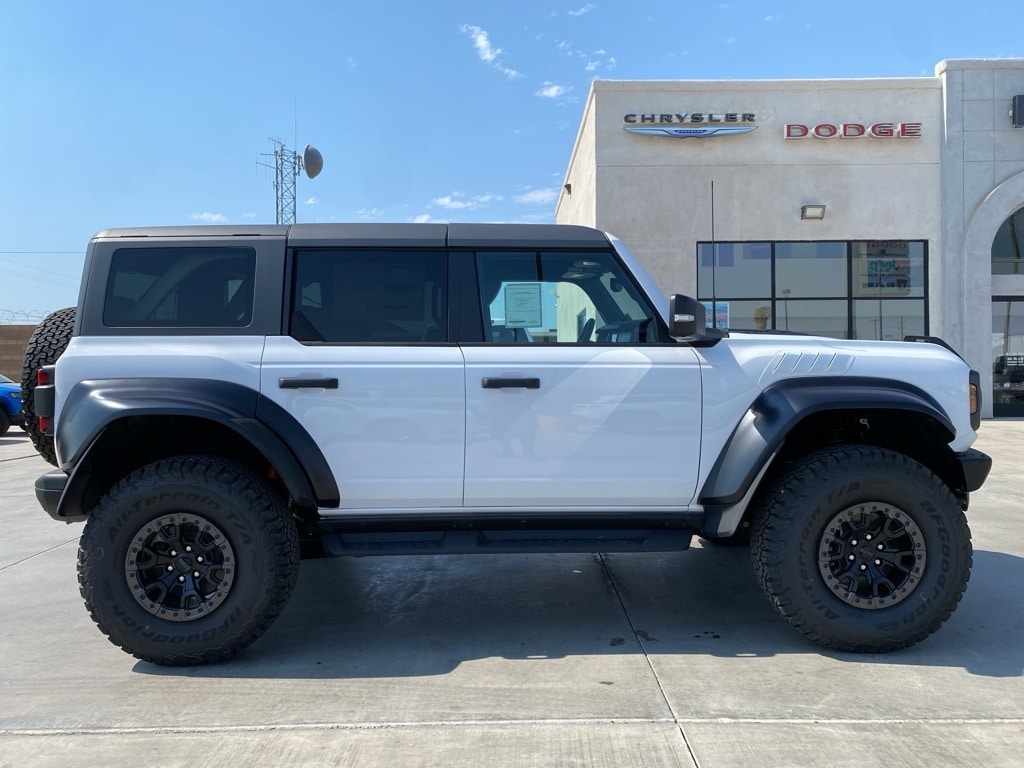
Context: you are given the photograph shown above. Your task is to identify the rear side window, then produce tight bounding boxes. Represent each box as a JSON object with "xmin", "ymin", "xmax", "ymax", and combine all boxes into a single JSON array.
[
  {"xmin": 290, "ymin": 249, "xmax": 447, "ymax": 343},
  {"xmin": 104, "ymin": 247, "xmax": 256, "ymax": 327}
]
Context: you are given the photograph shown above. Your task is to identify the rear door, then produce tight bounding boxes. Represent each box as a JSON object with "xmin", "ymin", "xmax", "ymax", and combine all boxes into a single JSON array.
[
  {"xmin": 261, "ymin": 245, "xmax": 465, "ymax": 510},
  {"xmin": 460, "ymin": 248, "xmax": 703, "ymax": 509}
]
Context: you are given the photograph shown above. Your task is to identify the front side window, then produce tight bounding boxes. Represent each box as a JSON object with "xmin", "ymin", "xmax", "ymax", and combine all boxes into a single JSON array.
[
  {"xmin": 476, "ymin": 250, "xmax": 659, "ymax": 343},
  {"xmin": 104, "ymin": 247, "xmax": 255, "ymax": 327},
  {"xmin": 290, "ymin": 249, "xmax": 447, "ymax": 343}
]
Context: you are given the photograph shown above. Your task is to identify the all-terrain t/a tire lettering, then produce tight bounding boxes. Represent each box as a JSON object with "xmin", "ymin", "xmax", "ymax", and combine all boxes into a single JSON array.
[
  {"xmin": 77, "ymin": 455, "xmax": 300, "ymax": 666},
  {"xmin": 750, "ymin": 445, "xmax": 972, "ymax": 652},
  {"xmin": 21, "ymin": 306, "xmax": 76, "ymax": 465}
]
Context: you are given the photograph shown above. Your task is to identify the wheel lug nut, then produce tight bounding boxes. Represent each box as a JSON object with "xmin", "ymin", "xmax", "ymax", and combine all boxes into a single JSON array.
[
  {"xmin": 851, "ymin": 539, "xmax": 858, "ymax": 546},
  {"xmin": 185, "ymin": 546, "xmax": 192, "ymax": 552},
  {"xmin": 167, "ymin": 565, "xmax": 174, "ymax": 572},
  {"xmin": 170, "ymin": 550, "xmax": 177, "ymax": 557},
  {"xmin": 877, "ymin": 544, "xmax": 884, "ymax": 550},
  {"xmin": 865, "ymin": 534, "xmax": 873, "ymax": 541},
  {"xmin": 196, "ymin": 556, "xmax": 204, "ymax": 563},
  {"xmin": 193, "ymin": 571, "xmax": 200, "ymax": 578},
  {"xmin": 874, "ymin": 559, "xmax": 882, "ymax": 566},
  {"xmin": 178, "ymin": 575, "xmax": 186, "ymax": 582},
  {"xmin": 848, "ymin": 554, "xmax": 856, "ymax": 561},
  {"xmin": 860, "ymin": 564, "xmax": 867, "ymax": 571}
]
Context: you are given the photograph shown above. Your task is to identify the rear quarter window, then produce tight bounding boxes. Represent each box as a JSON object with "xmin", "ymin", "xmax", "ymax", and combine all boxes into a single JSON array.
[{"xmin": 104, "ymin": 247, "xmax": 256, "ymax": 327}]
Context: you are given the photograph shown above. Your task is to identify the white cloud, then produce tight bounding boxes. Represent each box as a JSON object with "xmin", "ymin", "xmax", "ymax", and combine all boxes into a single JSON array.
[
  {"xmin": 241, "ymin": 212, "xmax": 257, "ymax": 219},
  {"xmin": 585, "ymin": 60, "xmax": 598, "ymax": 72},
  {"xmin": 461, "ymin": 24, "xmax": 500, "ymax": 62},
  {"xmin": 568, "ymin": 4, "xmax": 596, "ymax": 16},
  {"xmin": 460, "ymin": 24, "xmax": 522, "ymax": 79},
  {"xmin": 357, "ymin": 208, "xmax": 381, "ymax": 220},
  {"xmin": 190, "ymin": 212, "xmax": 226, "ymax": 223},
  {"xmin": 409, "ymin": 213, "xmax": 439, "ymax": 223},
  {"xmin": 433, "ymin": 192, "xmax": 504, "ymax": 210},
  {"xmin": 515, "ymin": 188, "xmax": 559, "ymax": 205},
  {"xmin": 535, "ymin": 82, "xmax": 570, "ymax": 99},
  {"xmin": 305, "ymin": 196, "xmax": 319, "ymax": 205}
]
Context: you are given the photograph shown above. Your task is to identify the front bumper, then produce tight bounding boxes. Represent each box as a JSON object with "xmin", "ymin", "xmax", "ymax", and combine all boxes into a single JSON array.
[{"xmin": 957, "ymin": 448, "xmax": 992, "ymax": 493}]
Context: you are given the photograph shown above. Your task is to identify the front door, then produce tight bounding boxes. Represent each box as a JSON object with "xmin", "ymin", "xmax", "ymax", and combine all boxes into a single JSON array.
[{"xmin": 461, "ymin": 248, "xmax": 702, "ymax": 509}]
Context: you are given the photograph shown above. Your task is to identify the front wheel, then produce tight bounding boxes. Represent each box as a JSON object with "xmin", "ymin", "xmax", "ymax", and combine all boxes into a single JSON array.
[
  {"xmin": 78, "ymin": 456, "xmax": 300, "ymax": 665},
  {"xmin": 750, "ymin": 445, "xmax": 972, "ymax": 653}
]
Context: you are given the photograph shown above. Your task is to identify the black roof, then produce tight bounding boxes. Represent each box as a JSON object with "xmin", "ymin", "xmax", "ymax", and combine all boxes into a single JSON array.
[{"xmin": 92, "ymin": 223, "xmax": 610, "ymax": 249}]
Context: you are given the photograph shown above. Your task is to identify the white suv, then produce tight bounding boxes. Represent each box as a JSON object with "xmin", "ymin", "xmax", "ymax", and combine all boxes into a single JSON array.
[{"xmin": 26, "ymin": 223, "xmax": 990, "ymax": 665}]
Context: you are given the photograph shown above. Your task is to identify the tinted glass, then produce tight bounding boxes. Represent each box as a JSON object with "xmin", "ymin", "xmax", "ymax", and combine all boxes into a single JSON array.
[
  {"xmin": 991, "ymin": 299, "xmax": 1024, "ymax": 416},
  {"xmin": 476, "ymin": 251, "xmax": 658, "ymax": 343},
  {"xmin": 775, "ymin": 242, "xmax": 847, "ymax": 297},
  {"xmin": 780, "ymin": 299, "xmax": 849, "ymax": 338},
  {"xmin": 851, "ymin": 241, "xmax": 925, "ymax": 298},
  {"xmin": 697, "ymin": 242, "xmax": 771, "ymax": 298},
  {"xmin": 105, "ymin": 247, "xmax": 255, "ymax": 327},
  {"xmin": 992, "ymin": 207, "xmax": 1024, "ymax": 275},
  {"xmin": 291, "ymin": 250, "xmax": 446, "ymax": 343},
  {"xmin": 852, "ymin": 299, "xmax": 925, "ymax": 340}
]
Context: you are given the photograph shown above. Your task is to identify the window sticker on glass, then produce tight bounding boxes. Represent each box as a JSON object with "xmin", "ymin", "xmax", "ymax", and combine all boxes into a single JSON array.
[{"xmin": 504, "ymin": 283, "xmax": 543, "ymax": 328}]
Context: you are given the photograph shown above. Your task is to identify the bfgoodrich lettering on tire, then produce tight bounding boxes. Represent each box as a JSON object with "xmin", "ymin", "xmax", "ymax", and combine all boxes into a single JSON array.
[
  {"xmin": 78, "ymin": 456, "xmax": 299, "ymax": 665},
  {"xmin": 750, "ymin": 445, "xmax": 972, "ymax": 653}
]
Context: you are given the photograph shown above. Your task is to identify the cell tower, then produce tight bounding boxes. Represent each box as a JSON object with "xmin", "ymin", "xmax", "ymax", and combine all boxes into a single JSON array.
[{"xmin": 259, "ymin": 139, "xmax": 323, "ymax": 225}]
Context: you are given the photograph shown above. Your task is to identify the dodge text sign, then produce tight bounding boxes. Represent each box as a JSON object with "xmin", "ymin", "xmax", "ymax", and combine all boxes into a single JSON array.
[{"xmin": 785, "ymin": 122, "xmax": 922, "ymax": 139}]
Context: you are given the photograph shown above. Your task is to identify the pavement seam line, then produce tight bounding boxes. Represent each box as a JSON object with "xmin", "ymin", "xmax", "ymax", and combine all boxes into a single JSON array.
[
  {"xmin": 6, "ymin": 717, "xmax": 1024, "ymax": 738},
  {"xmin": 0, "ymin": 537, "xmax": 79, "ymax": 572},
  {"xmin": 0, "ymin": 454, "xmax": 39, "ymax": 463},
  {"xmin": 596, "ymin": 552, "xmax": 702, "ymax": 768}
]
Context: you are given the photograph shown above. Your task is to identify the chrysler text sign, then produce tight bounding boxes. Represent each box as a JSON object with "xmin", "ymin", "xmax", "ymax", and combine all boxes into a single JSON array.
[
  {"xmin": 624, "ymin": 112, "xmax": 757, "ymax": 139},
  {"xmin": 785, "ymin": 122, "xmax": 923, "ymax": 139}
]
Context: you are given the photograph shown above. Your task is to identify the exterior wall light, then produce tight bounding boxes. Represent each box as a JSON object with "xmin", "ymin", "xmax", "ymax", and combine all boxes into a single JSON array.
[
  {"xmin": 801, "ymin": 204, "xmax": 827, "ymax": 220},
  {"xmin": 563, "ymin": 183, "xmax": 572, "ymax": 196}
]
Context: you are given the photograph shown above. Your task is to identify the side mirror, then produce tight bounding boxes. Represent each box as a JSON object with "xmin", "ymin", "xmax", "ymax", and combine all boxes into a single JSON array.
[{"xmin": 668, "ymin": 295, "xmax": 726, "ymax": 344}]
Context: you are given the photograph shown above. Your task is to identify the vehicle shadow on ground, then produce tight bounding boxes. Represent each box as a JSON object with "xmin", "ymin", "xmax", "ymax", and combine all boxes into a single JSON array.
[{"xmin": 134, "ymin": 546, "xmax": 1023, "ymax": 680}]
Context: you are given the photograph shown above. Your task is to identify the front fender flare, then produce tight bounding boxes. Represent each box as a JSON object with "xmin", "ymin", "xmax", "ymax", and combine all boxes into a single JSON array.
[{"xmin": 699, "ymin": 376, "xmax": 955, "ymax": 537}]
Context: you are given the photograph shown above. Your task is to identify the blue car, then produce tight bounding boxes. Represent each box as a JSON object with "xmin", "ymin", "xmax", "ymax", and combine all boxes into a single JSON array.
[{"xmin": 0, "ymin": 373, "xmax": 24, "ymax": 436}]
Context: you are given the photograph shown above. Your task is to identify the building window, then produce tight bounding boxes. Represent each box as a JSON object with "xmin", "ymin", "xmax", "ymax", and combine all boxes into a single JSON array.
[
  {"xmin": 992, "ymin": 298, "xmax": 1024, "ymax": 417},
  {"xmin": 697, "ymin": 241, "xmax": 928, "ymax": 340},
  {"xmin": 992, "ymin": 207, "xmax": 1024, "ymax": 275}
]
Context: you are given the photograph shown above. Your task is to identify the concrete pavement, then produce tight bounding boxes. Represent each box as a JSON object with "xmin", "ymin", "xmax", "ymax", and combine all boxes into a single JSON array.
[{"xmin": 1, "ymin": 423, "xmax": 1022, "ymax": 767}]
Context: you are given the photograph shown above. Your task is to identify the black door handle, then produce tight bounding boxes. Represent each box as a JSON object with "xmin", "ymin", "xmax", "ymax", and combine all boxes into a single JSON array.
[
  {"xmin": 279, "ymin": 377, "xmax": 339, "ymax": 389},
  {"xmin": 481, "ymin": 377, "xmax": 540, "ymax": 389}
]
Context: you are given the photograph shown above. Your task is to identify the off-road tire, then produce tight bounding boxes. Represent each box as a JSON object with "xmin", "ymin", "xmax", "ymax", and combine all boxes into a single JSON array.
[
  {"xmin": 21, "ymin": 306, "xmax": 76, "ymax": 465},
  {"xmin": 78, "ymin": 455, "xmax": 300, "ymax": 666},
  {"xmin": 750, "ymin": 445, "xmax": 972, "ymax": 653},
  {"xmin": 0, "ymin": 409, "xmax": 10, "ymax": 437}
]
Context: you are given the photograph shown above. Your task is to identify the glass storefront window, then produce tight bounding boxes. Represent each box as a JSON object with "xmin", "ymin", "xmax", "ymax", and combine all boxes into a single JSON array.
[
  {"xmin": 851, "ymin": 241, "xmax": 925, "ymax": 298},
  {"xmin": 697, "ymin": 242, "xmax": 771, "ymax": 298},
  {"xmin": 775, "ymin": 242, "xmax": 847, "ymax": 298},
  {"xmin": 992, "ymin": 299, "xmax": 1024, "ymax": 416},
  {"xmin": 697, "ymin": 240, "xmax": 927, "ymax": 339},
  {"xmin": 991, "ymin": 207, "xmax": 1024, "ymax": 275},
  {"xmin": 780, "ymin": 299, "xmax": 849, "ymax": 338},
  {"xmin": 853, "ymin": 299, "xmax": 925, "ymax": 341}
]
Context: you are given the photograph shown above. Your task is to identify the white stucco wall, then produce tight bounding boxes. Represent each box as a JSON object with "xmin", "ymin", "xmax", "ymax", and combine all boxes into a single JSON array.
[{"xmin": 557, "ymin": 62, "xmax": 1024, "ymax": 416}]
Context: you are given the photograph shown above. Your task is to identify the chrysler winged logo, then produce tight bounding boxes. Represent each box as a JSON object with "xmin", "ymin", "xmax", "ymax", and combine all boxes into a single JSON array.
[
  {"xmin": 625, "ymin": 125, "xmax": 757, "ymax": 138},
  {"xmin": 623, "ymin": 112, "xmax": 758, "ymax": 139}
]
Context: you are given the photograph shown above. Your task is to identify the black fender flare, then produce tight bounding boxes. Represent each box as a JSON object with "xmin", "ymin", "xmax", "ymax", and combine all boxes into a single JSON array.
[
  {"xmin": 699, "ymin": 376, "xmax": 955, "ymax": 537},
  {"xmin": 53, "ymin": 378, "xmax": 338, "ymax": 520}
]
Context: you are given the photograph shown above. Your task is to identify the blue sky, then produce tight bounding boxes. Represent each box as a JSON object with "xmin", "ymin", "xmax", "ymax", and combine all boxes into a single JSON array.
[{"xmin": 1, "ymin": 0, "xmax": 1021, "ymax": 319}]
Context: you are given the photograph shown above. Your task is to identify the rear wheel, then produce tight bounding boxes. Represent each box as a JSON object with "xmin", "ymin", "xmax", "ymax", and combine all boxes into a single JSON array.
[
  {"xmin": 21, "ymin": 306, "xmax": 76, "ymax": 465},
  {"xmin": 78, "ymin": 456, "xmax": 300, "ymax": 665},
  {"xmin": 750, "ymin": 445, "xmax": 971, "ymax": 652},
  {"xmin": 0, "ymin": 409, "xmax": 10, "ymax": 437}
]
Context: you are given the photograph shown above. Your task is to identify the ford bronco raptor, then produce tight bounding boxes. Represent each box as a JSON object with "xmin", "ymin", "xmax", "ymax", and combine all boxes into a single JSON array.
[{"xmin": 26, "ymin": 223, "xmax": 991, "ymax": 665}]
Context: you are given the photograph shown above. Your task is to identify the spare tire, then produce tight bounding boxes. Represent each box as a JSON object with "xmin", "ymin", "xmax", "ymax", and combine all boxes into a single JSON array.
[{"xmin": 21, "ymin": 307, "xmax": 76, "ymax": 465}]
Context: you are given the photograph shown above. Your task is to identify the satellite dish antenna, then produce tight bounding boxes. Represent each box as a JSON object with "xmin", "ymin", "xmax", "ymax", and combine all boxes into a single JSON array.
[{"xmin": 302, "ymin": 144, "xmax": 323, "ymax": 179}]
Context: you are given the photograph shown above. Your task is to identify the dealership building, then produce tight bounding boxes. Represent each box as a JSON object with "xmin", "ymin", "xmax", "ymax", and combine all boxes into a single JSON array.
[{"xmin": 556, "ymin": 58, "xmax": 1024, "ymax": 417}]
